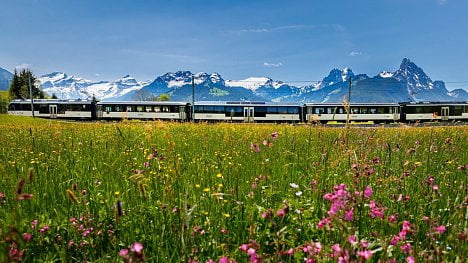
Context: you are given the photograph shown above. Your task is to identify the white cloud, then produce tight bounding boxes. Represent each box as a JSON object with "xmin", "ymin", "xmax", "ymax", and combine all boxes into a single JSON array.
[
  {"xmin": 263, "ymin": 62, "xmax": 283, "ymax": 67},
  {"xmin": 15, "ymin": 63, "xmax": 31, "ymax": 69},
  {"xmin": 349, "ymin": 51, "xmax": 363, "ymax": 57},
  {"xmin": 229, "ymin": 24, "xmax": 345, "ymax": 35}
]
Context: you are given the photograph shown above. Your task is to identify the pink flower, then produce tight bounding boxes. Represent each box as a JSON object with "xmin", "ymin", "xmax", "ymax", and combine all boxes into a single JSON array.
[
  {"xmin": 250, "ymin": 143, "xmax": 260, "ymax": 153},
  {"xmin": 390, "ymin": 235, "xmax": 400, "ymax": 245},
  {"xmin": 287, "ymin": 248, "xmax": 294, "ymax": 255},
  {"xmin": 240, "ymin": 244, "xmax": 248, "ymax": 252},
  {"xmin": 305, "ymin": 259, "xmax": 315, "ymax": 263},
  {"xmin": 348, "ymin": 235, "xmax": 357, "ymax": 245},
  {"xmin": 313, "ymin": 242, "xmax": 322, "ymax": 254},
  {"xmin": 31, "ymin": 219, "xmax": 38, "ymax": 229},
  {"xmin": 22, "ymin": 233, "xmax": 32, "ymax": 242},
  {"xmin": 357, "ymin": 250, "xmax": 373, "ymax": 260},
  {"xmin": 119, "ymin": 248, "xmax": 129, "ymax": 257},
  {"xmin": 406, "ymin": 256, "xmax": 415, "ymax": 263},
  {"xmin": 68, "ymin": 239, "xmax": 74, "ymax": 248},
  {"xmin": 364, "ymin": 186, "xmax": 373, "ymax": 198},
  {"xmin": 271, "ymin": 131, "xmax": 278, "ymax": 139},
  {"xmin": 344, "ymin": 209, "xmax": 354, "ymax": 221},
  {"xmin": 434, "ymin": 225, "xmax": 446, "ymax": 234},
  {"xmin": 39, "ymin": 225, "xmax": 50, "ymax": 234},
  {"xmin": 303, "ymin": 244, "xmax": 312, "ymax": 253},
  {"xmin": 247, "ymin": 248, "xmax": 256, "ymax": 255},
  {"xmin": 276, "ymin": 208, "xmax": 286, "ymax": 217},
  {"xmin": 432, "ymin": 185, "xmax": 439, "ymax": 192},
  {"xmin": 130, "ymin": 242, "xmax": 144, "ymax": 254},
  {"xmin": 388, "ymin": 214, "xmax": 397, "ymax": 223},
  {"xmin": 317, "ymin": 217, "xmax": 331, "ymax": 229},
  {"xmin": 400, "ymin": 243, "xmax": 412, "ymax": 254},
  {"xmin": 262, "ymin": 140, "xmax": 268, "ymax": 146},
  {"xmin": 218, "ymin": 256, "xmax": 229, "ymax": 263},
  {"xmin": 332, "ymin": 244, "xmax": 341, "ymax": 257}
]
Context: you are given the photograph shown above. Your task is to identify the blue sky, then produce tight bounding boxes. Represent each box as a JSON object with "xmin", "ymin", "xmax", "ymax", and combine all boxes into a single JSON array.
[{"xmin": 0, "ymin": 0, "xmax": 467, "ymax": 90}]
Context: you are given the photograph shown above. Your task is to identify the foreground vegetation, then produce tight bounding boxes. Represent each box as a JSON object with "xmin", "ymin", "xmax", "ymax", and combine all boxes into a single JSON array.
[{"xmin": 0, "ymin": 115, "xmax": 466, "ymax": 262}]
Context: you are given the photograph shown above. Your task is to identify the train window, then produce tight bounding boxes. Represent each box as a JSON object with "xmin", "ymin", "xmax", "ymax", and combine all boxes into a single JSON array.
[
  {"xmin": 162, "ymin": 106, "xmax": 169, "ymax": 112},
  {"xmin": 105, "ymin": 106, "xmax": 112, "ymax": 112},
  {"xmin": 464, "ymin": 106, "xmax": 468, "ymax": 113},
  {"xmin": 115, "ymin": 106, "xmax": 124, "ymax": 112},
  {"xmin": 22, "ymin": 104, "xmax": 31, "ymax": 111},
  {"xmin": 39, "ymin": 104, "xmax": 48, "ymax": 113},
  {"xmin": 154, "ymin": 106, "xmax": 161, "ymax": 112},
  {"xmin": 267, "ymin": 107, "xmax": 277, "ymax": 114},
  {"xmin": 58, "ymin": 105, "xmax": 66, "ymax": 114},
  {"xmin": 288, "ymin": 107, "xmax": 299, "ymax": 114},
  {"xmin": 277, "ymin": 107, "xmax": 287, "ymax": 114},
  {"xmin": 213, "ymin": 106, "xmax": 224, "ymax": 113},
  {"xmin": 453, "ymin": 106, "xmax": 462, "ymax": 115},
  {"xmin": 254, "ymin": 106, "xmax": 267, "ymax": 117},
  {"xmin": 194, "ymin": 106, "xmax": 203, "ymax": 113},
  {"xmin": 351, "ymin": 108, "xmax": 359, "ymax": 114},
  {"xmin": 360, "ymin": 107, "xmax": 368, "ymax": 114},
  {"xmin": 225, "ymin": 106, "xmax": 243, "ymax": 117},
  {"xmin": 171, "ymin": 106, "xmax": 180, "ymax": 112},
  {"xmin": 126, "ymin": 106, "xmax": 132, "ymax": 112},
  {"xmin": 314, "ymin": 108, "xmax": 324, "ymax": 114},
  {"xmin": 326, "ymin": 107, "xmax": 334, "ymax": 114},
  {"xmin": 370, "ymin": 108, "xmax": 377, "ymax": 114},
  {"xmin": 8, "ymin": 104, "xmax": 16, "ymax": 111},
  {"xmin": 338, "ymin": 107, "xmax": 344, "ymax": 114},
  {"xmin": 146, "ymin": 106, "xmax": 152, "ymax": 112},
  {"xmin": 136, "ymin": 106, "xmax": 144, "ymax": 112}
]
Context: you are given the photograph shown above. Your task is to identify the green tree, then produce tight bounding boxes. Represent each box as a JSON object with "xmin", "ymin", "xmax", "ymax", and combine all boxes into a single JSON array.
[
  {"xmin": 157, "ymin": 93, "xmax": 170, "ymax": 101},
  {"xmin": 51, "ymin": 93, "xmax": 58, "ymax": 99},
  {"xmin": 0, "ymin": 91, "xmax": 10, "ymax": 114},
  {"xmin": 9, "ymin": 69, "xmax": 46, "ymax": 99}
]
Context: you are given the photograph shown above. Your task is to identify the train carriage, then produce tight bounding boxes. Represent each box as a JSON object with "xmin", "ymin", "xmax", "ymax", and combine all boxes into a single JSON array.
[
  {"xmin": 8, "ymin": 99, "xmax": 94, "ymax": 119},
  {"xmin": 304, "ymin": 103, "xmax": 400, "ymax": 123},
  {"xmin": 96, "ymin": 101, "xmax": 189, "ymax": 121},
  {"xmin": 400, "ymin": 102, "xmax": 468, "ymax": 122},
  {"xmin": 194, "ymin": 101, "xmax": 301, "ymax": 122}
]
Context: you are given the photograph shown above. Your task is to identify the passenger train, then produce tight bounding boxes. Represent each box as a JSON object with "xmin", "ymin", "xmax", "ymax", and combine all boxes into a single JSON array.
[{"xmin": 7, "ymin": 99, "xmax": 468, "ymax": 123}]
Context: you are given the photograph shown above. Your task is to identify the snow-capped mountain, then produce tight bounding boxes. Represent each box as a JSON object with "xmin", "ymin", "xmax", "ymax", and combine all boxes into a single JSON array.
[
  {"xmin": 39, "ymin": 72, "xmax": 147, "ymax": 100},
  {"xmin": 6, "ymin": 58, "xmax": 465, "ymax": 102},
  {"xmin": 0, "ymin": 67, "xmax": 13, "ymax": 90}
]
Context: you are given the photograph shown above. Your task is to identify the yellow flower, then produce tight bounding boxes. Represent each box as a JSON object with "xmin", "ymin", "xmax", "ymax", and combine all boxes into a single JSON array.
[
  {"xmin": 195, "ymin": 184, "xmax": 201, "ymax": 188},
  {"xmin": 223, "ymin": 213, "xmax": 230, "ymax": 218},
  {"xmin": 114, "ymin": 191, "xmax": 120, "ymax": 196},
  {"xmin": 203, "ymin": 188, "xmax": 210, "ymax": 192},
  {"xmin": 216, "ymin": 173, "xmax": 222, "ymax": 178},
  {"xmin": 218, "ymin": 183, "xmax": 223, "ymax": 188}
]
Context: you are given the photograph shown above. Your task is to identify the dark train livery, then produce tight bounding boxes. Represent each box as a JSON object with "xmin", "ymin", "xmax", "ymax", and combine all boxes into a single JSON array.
[{"xmin": 7, "ymin": 99, "xmax": 468, "ymax": 123}]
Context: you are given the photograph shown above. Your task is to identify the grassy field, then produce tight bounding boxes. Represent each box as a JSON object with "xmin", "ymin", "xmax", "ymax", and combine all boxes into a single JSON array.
[{"xmin": 0, "ymin": 115, "xmax": 466, "ymax": 262}]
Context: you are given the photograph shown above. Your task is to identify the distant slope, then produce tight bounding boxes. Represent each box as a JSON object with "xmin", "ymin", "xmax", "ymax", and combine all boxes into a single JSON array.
[{"xmin": 0, "ymin": 67, "xmax": 13, "ymax": 90}]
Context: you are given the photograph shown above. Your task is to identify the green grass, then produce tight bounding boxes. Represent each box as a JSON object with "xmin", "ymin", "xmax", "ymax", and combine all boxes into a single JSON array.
[{"xmin": 0, "ymin": 115, "xmax": 466, "ymax": 262}]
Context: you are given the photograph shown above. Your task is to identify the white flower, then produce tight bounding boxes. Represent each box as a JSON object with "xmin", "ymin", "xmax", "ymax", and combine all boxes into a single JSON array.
[
  {"xmin": 290, "ymin": 183, "xmax": 299, "ymax": 188},
  {"xmin": 295, "ymin": 191, "xmax": 303, "ymax": 196}
]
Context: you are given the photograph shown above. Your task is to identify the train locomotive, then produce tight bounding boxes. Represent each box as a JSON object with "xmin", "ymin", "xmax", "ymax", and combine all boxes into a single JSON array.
[{"xmin": 7, "ymin": 99, "xmax": 468, "ymax": 123}]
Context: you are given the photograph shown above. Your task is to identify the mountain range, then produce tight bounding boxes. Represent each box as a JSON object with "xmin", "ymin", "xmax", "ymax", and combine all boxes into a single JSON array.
[{"xmin": 1, "ymin": 58, "xmax": 467, "ymax": 102}]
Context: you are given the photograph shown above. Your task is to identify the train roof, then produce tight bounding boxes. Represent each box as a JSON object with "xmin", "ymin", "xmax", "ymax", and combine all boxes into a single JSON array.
[
  {"xmin": 194, "ymin": 101, "xmax": 300, "ymax": 107},
  {"xmin": 10, "ymin": 99, "xmax": 93, "ymax": 104},
  {"xmin": 400, "ymin": 101, "xmax": 468, "ymax": 106},
  {"xmin": 97, "ymin": 101, "xmax": 188, "ymax": 106},
  {"xmin": 304, "ymin": 102, "xmax": 399, "ymax": 106}
]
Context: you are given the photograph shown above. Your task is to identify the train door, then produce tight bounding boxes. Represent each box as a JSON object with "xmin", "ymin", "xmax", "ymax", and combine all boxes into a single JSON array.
[
  {"xmin": 243, "ymin": 107, "xmax": 254, "ymax": 123},
  {"xmin": 441, "ymin": 107, "xmax": 449, "ymax": 121},
  {"xmin": 96, "ymin": 105, "xmax": 103, "ymax": 119},
  {"xmin": 49, "ymin": 105, "xmax": 57, "ymax": 118},
  {"xmin": 179, "ymin": 106, "xmax": 186, "ymax": 121}
]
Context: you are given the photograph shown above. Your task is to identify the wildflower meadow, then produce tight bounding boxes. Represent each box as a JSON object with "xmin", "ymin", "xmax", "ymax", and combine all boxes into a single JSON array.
[{"xmin": 0, "ymin": 115, "xmax": 466, "ymax": 262}]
